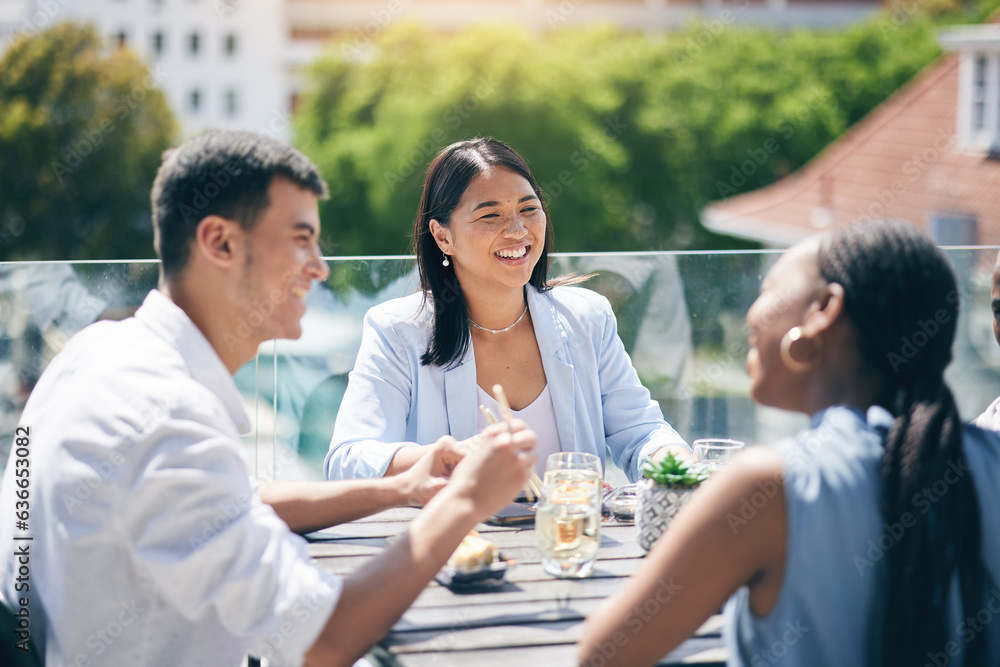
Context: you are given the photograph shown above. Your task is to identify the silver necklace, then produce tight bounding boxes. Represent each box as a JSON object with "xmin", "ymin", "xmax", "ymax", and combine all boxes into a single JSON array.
[{"xmin": 469, "ymin": 304, "xmax": 528, "ymax": 334}]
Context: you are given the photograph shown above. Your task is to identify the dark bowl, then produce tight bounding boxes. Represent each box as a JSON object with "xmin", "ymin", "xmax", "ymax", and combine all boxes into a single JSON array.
[{"xmin": 437, "ymin": 556, "xmax": 512, "ymax": 590}]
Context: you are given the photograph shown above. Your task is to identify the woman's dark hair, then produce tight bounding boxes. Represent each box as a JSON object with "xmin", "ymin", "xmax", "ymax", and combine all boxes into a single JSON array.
[
  {"xmin": 413, "ymin": 138, "xmax": 560, "ymax": 367},
  {"xmin": 817, "ymin": 220, "xmax": 987, "ymax": 666}
]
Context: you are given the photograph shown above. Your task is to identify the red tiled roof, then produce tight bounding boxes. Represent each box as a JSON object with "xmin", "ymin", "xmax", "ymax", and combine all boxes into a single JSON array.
[{"xmin": 703, "ymin": 53, "xmax": 1000, "ymax": 246}]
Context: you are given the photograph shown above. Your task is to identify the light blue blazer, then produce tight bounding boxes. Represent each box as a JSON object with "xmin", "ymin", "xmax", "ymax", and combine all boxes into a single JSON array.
[{"xmin": 324, "ymin": 285, "xmax": 687, "ymax": 482}]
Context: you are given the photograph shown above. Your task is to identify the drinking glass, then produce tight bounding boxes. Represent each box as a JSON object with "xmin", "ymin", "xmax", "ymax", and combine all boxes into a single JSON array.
[
  {"xmin": 693, "ymin": 439, "xmax": 745, "ymax": 471},
  {"xmin": 542, "ymin": 452, "xmax": 602, "ymax": 483},
  {"xmin": 536, "ymin": 452, "xmax": 602, "ymax": 578}
]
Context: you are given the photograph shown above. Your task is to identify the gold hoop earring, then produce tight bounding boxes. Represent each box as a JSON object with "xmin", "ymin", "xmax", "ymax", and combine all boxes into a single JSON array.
[{"xmin": 780, "ymin": 326, "xmax": 824, "ymax": 373}]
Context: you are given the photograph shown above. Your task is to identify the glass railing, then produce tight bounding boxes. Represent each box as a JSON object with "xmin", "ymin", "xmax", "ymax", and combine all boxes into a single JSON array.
[{"xmin": 2, "ymin": 248, "xmax": 999, "ymax": 484}]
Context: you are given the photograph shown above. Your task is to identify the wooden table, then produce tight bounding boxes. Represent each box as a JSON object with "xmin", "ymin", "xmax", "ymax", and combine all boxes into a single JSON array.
[{"xmin": 306, "ymin": 507, "xmax": 727, "ymax": 666}]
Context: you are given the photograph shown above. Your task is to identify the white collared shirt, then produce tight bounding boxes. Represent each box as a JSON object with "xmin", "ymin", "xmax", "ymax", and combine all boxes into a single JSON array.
[{"xmin": 0, "ymin": 290, "xmax": 341, "ymax": 667}]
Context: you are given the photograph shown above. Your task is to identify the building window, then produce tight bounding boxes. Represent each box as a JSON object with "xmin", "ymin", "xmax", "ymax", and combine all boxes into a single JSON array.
[
  {"xmin": 940, "ymin": 29, "xmax": 1000, "ymax": 150},
  {"xmin": 189, "ymin": 88, "xmax": 201, "ymax": 114},
  {"xmin": 189, "ymin": 32, "xmax": 200, "ymax": 56},
  {"xmin": 152, "ymin": 31, "xmax": 165, "ymax": 56},
  {"xmin": 224, "ymin": 33, "xmax": 237, "ymax": 57},
  {"xmin": 973, "ymin": 54, "xmax": 988, "ymax": 132},
  {"xmin": 970, "ymin": 51, "xmax": 1000, "ymax": 148},
  {"xmin": 955, "ymin": 50, "xmax": 1000, "ymax": 151},
  {"xmin": 224, "ymin": 89, "xmax": 239, "ymax": 117}
]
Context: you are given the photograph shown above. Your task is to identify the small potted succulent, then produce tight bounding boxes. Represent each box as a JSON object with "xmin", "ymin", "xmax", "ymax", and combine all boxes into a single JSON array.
[{"xmin": 636, "ymin": 453, "xmax": 710, "ymax": 552}]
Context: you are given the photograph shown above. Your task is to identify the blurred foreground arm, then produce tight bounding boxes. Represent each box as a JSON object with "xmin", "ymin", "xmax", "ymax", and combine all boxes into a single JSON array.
[
  {"xmin": 305, "ymin": 419, "xmax": 537, "ymax": 666},
  {"xmin": 579, "ymin": 447, "xmax": 786, "ymax": 666},
  {"xmin": 261, "ymin": 438, "xmax": 465, "ymax": 533}
]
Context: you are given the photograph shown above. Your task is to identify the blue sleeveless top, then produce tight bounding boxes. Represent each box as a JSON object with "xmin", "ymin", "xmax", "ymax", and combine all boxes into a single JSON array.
[{"xmin": 724, "ymin": 405, "xmax": 1000, "ymax": 666}]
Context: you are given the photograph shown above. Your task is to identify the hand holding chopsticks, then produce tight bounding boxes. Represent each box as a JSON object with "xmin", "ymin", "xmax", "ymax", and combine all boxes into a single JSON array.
[
  {"xmin": 479, "ymin": 402, "xmax": 541, "ymax": 501},
  {"xmin": 479, "ymin": 402, "xmax": 541, "ymax": 502},
  {"xmin": 487, "ymin": 384, "xmax": 545, "ymax": 501}
]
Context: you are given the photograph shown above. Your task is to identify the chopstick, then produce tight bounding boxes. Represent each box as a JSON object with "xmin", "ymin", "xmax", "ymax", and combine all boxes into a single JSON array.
[
  {"xmin": 490, "ymin": 384, "xmax": 545, "ymax": 501},
  {"xmin": 491, "ymin": 383, "xmax": 515, "ymax": 422},
  {"xmin": 478, "ymin": 404, "xmax": 498, "ymax": 426},
  {"xmin": 479, "ymin": 403, "xmax": 540, "ymax": 500}
]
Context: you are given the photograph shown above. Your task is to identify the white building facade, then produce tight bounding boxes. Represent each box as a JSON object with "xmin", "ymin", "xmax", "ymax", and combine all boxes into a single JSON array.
[
  {"xmin": 0, "ymin": 0, "xmax": 291, "ymax": 139},
  {"xmin": 1, "ymin": 0, "xmax": 883, "ymax": 140},
  {"xmin": 286, "ymin": 0, "xmax": 883, "ymax": 78}
]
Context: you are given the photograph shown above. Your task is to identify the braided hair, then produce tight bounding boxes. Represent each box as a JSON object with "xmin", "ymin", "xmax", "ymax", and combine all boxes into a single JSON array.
[{"xmin": 817, "ymin": 220, "xmax": 986, "ymax": 666}]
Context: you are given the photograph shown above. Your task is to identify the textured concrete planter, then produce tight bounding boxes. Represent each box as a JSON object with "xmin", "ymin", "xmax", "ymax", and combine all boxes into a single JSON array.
[{"xmin": 636, "ymin": 479, "xmax": 699, "ymax": 552}]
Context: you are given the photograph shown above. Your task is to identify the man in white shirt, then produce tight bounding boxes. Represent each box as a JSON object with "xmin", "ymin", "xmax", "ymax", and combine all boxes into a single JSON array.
[{"xmin": 0, "ymin": 130, "xmax": 536, "ymax": 666}]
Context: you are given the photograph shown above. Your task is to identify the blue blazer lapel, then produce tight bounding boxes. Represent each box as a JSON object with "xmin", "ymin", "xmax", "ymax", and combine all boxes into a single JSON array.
[
  {"xmin": 529, "ymin": 288, "xmax": 578, "ymax": 452},
  {"xmin": 541, "ymin": 355, "xmax": 577, "ymax": 452},
  {"xmin": 443, "ymin": 350, "xmax": 478, "ymax": 442}
]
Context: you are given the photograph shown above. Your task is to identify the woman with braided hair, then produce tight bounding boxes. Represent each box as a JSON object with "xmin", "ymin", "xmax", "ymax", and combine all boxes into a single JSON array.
[{"xmin": 580, "ymin": 219, "xmax": 1000, "ymax": 666}]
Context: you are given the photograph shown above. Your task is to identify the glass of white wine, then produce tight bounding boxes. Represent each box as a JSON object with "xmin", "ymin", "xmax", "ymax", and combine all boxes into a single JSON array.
[{"xmin": 536, "ymin": 452, "xmax": 602, "ymax": 578}]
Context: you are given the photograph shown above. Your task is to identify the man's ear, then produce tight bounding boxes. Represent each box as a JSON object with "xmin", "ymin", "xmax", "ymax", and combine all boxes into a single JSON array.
[
  {"xmin": 195, "ymin": 215, "xmax": 241, "ymax": 269},
  {"xmin": 428, "ymin": 219, "xmax": 451, "ymax": 254}
]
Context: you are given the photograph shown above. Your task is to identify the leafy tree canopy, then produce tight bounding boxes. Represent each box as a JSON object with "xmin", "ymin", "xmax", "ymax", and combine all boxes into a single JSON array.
[
  {"xmin": 296, "ymin": 14, "xmax": 943, "ymax": 257},
  {"xmin": 0, "ymin": 22, "xmax": 177, "ymax": 260}
]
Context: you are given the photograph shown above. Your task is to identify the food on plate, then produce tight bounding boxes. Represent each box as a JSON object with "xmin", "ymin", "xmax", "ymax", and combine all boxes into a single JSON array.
[{"xmin": 447, "ymin": 530, "xmax": 497, "ymax": 570}]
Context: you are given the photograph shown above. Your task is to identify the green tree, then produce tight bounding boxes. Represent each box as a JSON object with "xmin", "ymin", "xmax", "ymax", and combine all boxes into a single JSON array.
[
  {"xmin": 297, "ymin": 23, "xmax": 682, "ymax": 258},
  {"xmin": 0, "ymin": 22, "xmax": 177, "ymax": 260},
  {"xmin": 647, "ymin": 16, "xmax": 941, "ymax": 212},
  {"xmin": 295, "ymin": 15, "xmax": 940, "ymax": 257}
]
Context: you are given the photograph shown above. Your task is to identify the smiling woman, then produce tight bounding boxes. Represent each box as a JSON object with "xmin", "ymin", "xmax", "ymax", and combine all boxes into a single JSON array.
[{"xmin": 325, "ymin": 137, "xmax": 690, "ymax": 483}]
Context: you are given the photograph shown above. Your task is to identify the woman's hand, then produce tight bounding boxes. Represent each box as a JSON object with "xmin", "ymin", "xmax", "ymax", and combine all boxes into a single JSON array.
[
  {"xmin": 448, "ymin": 419, "xmax": 537, "ymax": 517},
  {"xmin": 398, "ymin": 437, "xmax": 466, "ymax": 506},
  {"xmin": 651, "ymin": 444, "xmax": 694, "ymax": 464}
]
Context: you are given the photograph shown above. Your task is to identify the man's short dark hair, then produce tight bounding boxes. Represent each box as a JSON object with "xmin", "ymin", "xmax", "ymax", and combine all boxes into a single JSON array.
[{"xmin": 151, "ymin": 130, "xmax": 329, "ymax": 278}]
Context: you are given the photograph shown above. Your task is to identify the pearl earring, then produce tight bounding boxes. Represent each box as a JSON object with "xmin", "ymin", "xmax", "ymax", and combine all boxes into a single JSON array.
[{"xmin": 442, "ymin": 256, "xmax": 450, "ymax": 267}]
